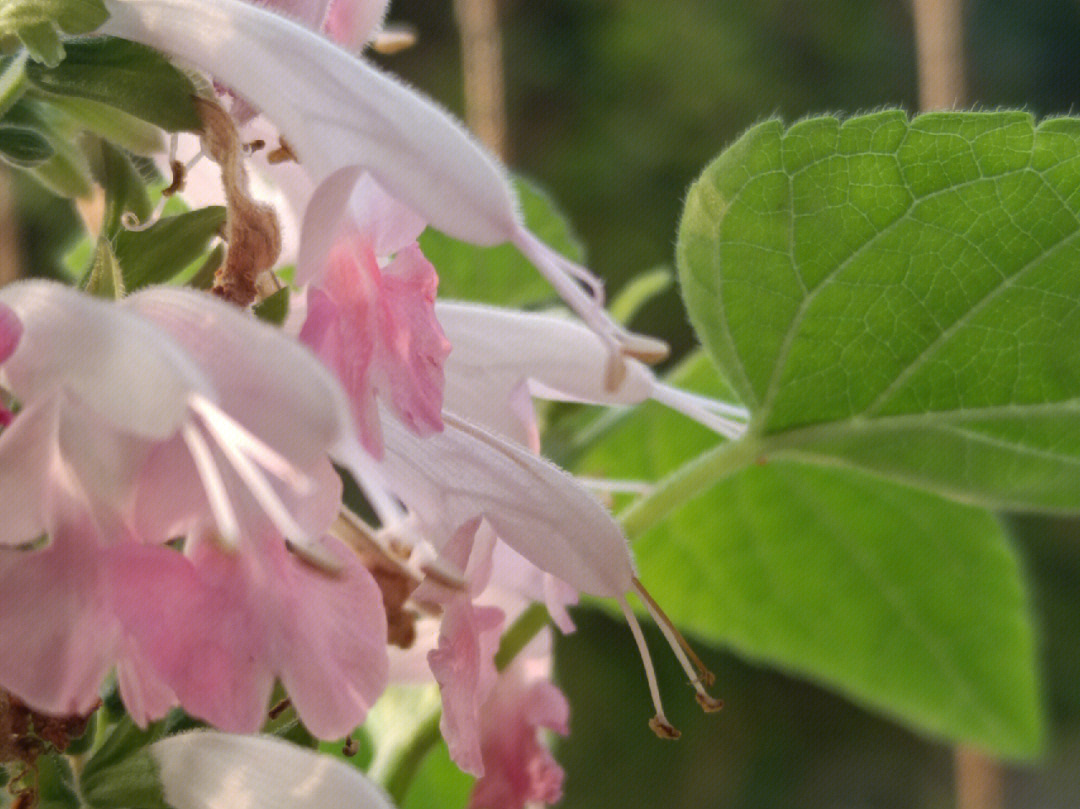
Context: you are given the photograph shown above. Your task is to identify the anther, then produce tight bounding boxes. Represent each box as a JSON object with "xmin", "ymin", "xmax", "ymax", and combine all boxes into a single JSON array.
[
  {"xmin": 342, "ymin": 735, "xmax": 359, "ymax": 756},
  {"xmin": 618, "ymin": 332, "xmax": 670, "ymax": 365},
  {"xmin": 267, "ymin": 137, "xmax": 298, "ymax": 165},
  {"xmin": 372, "ymin": 24, "xmax": 418, "ymax": 55},
  {"xmin": 648, "ymin": 716, "xmax": 681, "ymax": 740},
  {"xmin": 632, "ymin": 578, "xmax": 723, "ymax": 716},
  {"xmin": 696, "ymin": 693, "xmax": 724, "ymax": 713},
  {"xmin": 268, "ymin": 698, "xmax": 292, "ymax": 719},
  {"xmin": 162, "ymin": 159, "xmax": 186, "ymax": 197}
]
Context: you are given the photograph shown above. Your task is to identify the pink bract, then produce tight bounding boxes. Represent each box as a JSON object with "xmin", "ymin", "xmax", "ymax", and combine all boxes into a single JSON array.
[
  {"xmin": 469, "ymin": 659, "xmax": 570, "ymax": 809},
  {"xmin": 109, "ymin": 529, "xmax": 388, "ymax": 738},
  {"xmin": 300, "ymin": 232, "xmax": 450, "ymax": 457}
]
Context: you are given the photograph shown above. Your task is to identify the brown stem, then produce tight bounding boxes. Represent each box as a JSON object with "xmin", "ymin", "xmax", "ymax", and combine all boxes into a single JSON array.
[
  {"xmin": 911, "ymin": 0, "xmax": 968, "ymax": 110},
  {"xmin": 0, "ymin": 168, "xmax": 22, "ymax": 285},
  {"xmin": 453, "ymin": 0, "xmax": 508, "ymax": 159},
  {"xmin": 955, "ymin": 746, "xmax": 1005, "ymax": 809}
]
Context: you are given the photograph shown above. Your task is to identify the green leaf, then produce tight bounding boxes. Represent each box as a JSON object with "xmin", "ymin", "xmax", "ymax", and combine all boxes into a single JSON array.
[
  {"xmin": 25, "ymin": 37, "xmax": 200, "ymax": 131},
  {"xmin": 112, "ymin": 206, "xmax": 226, "ymax": 291},
  {"xmin": 47, "ymin": 95, "xmax": 165, "ymax": 155},
  {"xmin": 80, "ymin": 748, "xmax": 171, "ymax": 809},
  {"xmin": 678, "ymin": 111, "xmax": 1080, "ymax": 510},
  {"xmin": 17, "ymin": 21, "xmax": 65, "ymax": 67},
  {"xmin": 254, "ymin": 286, "xmax": 290, "ymax": 325},
  {"xmin": 635, "ymin": 461, "xmax": 1041, "ymax": 758},
  {"xmin": 90, "ymin": 138, "xmax": 152, "ymax": 235},
  {"xmin": 84, "ymin": 238, "xmax": 124, "ymax": 298},
  {"xmin": 5, "ymin": 98, "xmax": 92, "ymax": 197},
  {"xmin": 0, "ymin": 123, "xmax": 53, "ymax": 167},
  {"xmin": 0, "ymin": 0, "xmax": 108, "ymax": 37},
  {"xmin": 35, "ymin": 755, "xmax": 80, "ymax": 809},
  {"xmin": 576, "ymin": 354, "xmax": 1040, "ymax": 755},
  {"xmin": 420, "ymin": 177, "xmax": 583, "ymax": 306},
  {"xmin": 0, "ymin": 52, "xmax": 31, "ymax": 118}
]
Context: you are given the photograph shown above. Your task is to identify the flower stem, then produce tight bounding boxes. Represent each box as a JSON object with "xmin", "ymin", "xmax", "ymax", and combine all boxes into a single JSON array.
[
  {"xmin": 384, "ymin": 710, "xmax": 443, "ymax": 806},
  {"xmin": 618, "ymin": 435, "xmax": 765, "ymax": 541},
  {"xmin": 494, "ymin": 603, "xmax": 551, "ymax": 671}
]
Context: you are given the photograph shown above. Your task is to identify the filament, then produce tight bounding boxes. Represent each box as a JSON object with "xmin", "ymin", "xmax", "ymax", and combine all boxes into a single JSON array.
[
  {"xmin": 181, "ymin": 420, "xmax": 239, "ymax": 545},
  {"xmin": 619, "ymin": 595, "xmax": 679, "ymax": 739}
]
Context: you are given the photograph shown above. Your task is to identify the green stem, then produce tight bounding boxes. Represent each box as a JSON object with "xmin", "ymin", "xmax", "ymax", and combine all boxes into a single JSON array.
[
  {"xmin": 384, "ymin": 710, "xmax": 443, "ymax": 806},
  {"xmin": 0, "ymin": 51, "xmax": 28, "ymax": 120},
  {"xmin": 618, "ymin": 434, "xmax": 765, "ymax": 540},
  {"xmin": 494, "ymin": 603, "xmax": 550, "ymax": 671}
]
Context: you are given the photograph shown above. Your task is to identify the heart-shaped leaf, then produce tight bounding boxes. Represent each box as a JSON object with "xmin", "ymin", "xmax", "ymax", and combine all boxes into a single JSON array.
[{"xmin": 679, "ymin": 111, "xmax": 1080, "ymax": 510}]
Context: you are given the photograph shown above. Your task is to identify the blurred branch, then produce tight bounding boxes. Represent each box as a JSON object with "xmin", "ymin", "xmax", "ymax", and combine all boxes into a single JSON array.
[
  {"xmin": 955, "ymin": 747, "xmax": 1004, "ymax": 809},
  {"xmin": 0, "ymin": 168, "xmax": 20, "ymax": 284},
  {"xmin": 453, "ymin": 0, "xmax": 508, "ymax": 159},
  {"xmin": 911, "ymin": 0, "xmax": 967, "ymax": 110}
]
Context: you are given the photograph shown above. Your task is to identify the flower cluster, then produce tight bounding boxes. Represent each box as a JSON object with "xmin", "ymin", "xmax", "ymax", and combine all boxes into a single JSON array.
[{"xmin": 0, "ymin": 1, "xmax": 749, "ymax": 807}]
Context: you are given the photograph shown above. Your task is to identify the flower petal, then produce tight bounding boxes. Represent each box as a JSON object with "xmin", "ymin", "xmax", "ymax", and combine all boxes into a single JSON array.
[
  {"xmin": 0, "ymin": 397, "xmax": 57, "ymax": 546},
  {"xmin": 469, "ymin": 657, "xmax": 569, "ymax": 809},
  {"xmin": 0, "ymin": 281, "xmax": 213, "ymax": 438},
  {"xmin": 429, "ymin": 599, "xmax": 504, "ymax": 777},
  {"xmin": 124, "ymin": 286, "xmax": 358, "ymax": 467},
  {"xmin": 0, "ymin": 301, "xmax": 22, "ymax": 364},
  {"xmin": 436, "ymin": 302, "xmax": 654, "ymax": 446},
  {"xmin": 375, "ymin": 412, "xmax": 635, "ymax": 598},
  {"xmin": 270, "ymin": 535, "xmax": 389, "ymax": 739},
  {"xmin": 109, "ymin": 541, "xmax": 274, "ymax": 733},
  {"xmin": 150, "ymin": 731, "xmax": 396, "ymax": 809},
  {"xmin": 297, "ymin": 168, "xmax": 426, "ymax": 285},
  {"xmin": 324, "ymin": 0, "xmax": 389, "ymax": 50},
  {"xmin": 101, "ymin": 0, "xmax": 519, "ymax": 245},
  {"xmin": 0, "ymin": 484, "xmax": 118, "ymax": 716}
]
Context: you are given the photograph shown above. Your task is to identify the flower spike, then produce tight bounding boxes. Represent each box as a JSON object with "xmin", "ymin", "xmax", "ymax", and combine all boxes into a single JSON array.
[{"xmin": 99, "ymin": 0, "xmax": 666, "ymax": 376}]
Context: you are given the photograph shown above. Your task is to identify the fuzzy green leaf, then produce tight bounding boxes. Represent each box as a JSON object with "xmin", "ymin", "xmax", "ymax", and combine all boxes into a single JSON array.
[
  {"xmin": 679, "ymin": 112, "xmax": 1080, "ymax": 510},
  {"xmin": 0, "ymin": 123, "xmax": 53, "ymax": 167},
  {"xmin": 0, "ymin": 0, "xmax": 108, "ymax": 37},
  {"xmin": 112, "ymin": 206, "xmax": 226, "ymax": 291},
  {"xmin": 25, "ymin": 36, "xmax": 199, "ymax": 131}
]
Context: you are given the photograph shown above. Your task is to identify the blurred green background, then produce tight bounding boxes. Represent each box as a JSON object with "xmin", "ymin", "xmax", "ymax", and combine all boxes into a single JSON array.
[{"xmin": 10, "ymin": 0, "xmax": 1080, "ymax": 806}]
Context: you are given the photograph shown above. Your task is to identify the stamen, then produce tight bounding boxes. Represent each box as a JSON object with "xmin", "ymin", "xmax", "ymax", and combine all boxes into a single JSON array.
[
  {"xmin": 331, "ymin": 509, "xmax": 466, "ymax": 591},
  {"xmin": 267, "ymin": 697, "xmax": 291, "ymax": 719},
  {"xmin": 617, "ymin": 332, "xmax": 670, "ymax": 365},
  {"xmin": 618, "ymin": 596, "xmax": 679, "ymax": 740},
  {"xmin": 189, "ymin": 396, "xmax": 313, "ymax": 493},
  {"xmin": 181, "ymin": 420, "xmax": 240, "ymax": 546},
  {"xmin": 121, "ymin": 190, "xmax": 173, "ymax": 232},
  {"xmin": 576, "ymin": 477, "xmax": 654, "ymax": 496},
  {"xmin": 511, "ymin": 228, "xmax": 623, "ymax": 354},
  {"xmin": 371, "ymin": 24, "xmax": 418, "ymax": 55},
  {"xmin": 162, "ymin": 159, "xmax": 186, "ymax": 197},
  {"xmin": 632, "ymin": 578, "xmax": 723, "ymax": 712},
  {"xmin": 651, "ymin": 383, "xmax": 749, "ymax": 441},
  {"xmin": 198, "ymin": 410, "xmax": 310, "ymax": 544},
  {"xmin": 510, "ymin": 227, "xmax": 685, "ymax": 391},
  {"xmin": 659, "ymin": 386, "xmax": 750, "ymax": 421}
]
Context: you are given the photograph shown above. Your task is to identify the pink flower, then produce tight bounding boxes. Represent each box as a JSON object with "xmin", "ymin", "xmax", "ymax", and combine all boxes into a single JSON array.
[
  {"xmin": 0, "ymin": 303, "xmax": 19, "ymax": 426},
  {"xmin": 109, "ymin": 517, "xmax": 388, "ymax": 737},
  {"xmin": 469, "ymin": 655, "xmax": 570, "ymax": 809},
  {"xmin": 0, "ymin": 281, "xmax": 389, "ymax": 733},
  {"xmin": 0, "ymin": 479, "xmax": 169, "ymax": 719},
  {"xmin": 299, "ymin": 224, "xmax": 450, "ymax": 457}
]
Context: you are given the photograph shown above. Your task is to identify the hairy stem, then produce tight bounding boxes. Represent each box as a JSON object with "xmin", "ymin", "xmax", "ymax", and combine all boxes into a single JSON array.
[{"xmin": 618, "ymin": 435, "xmax": 765, "ymax": 541}]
